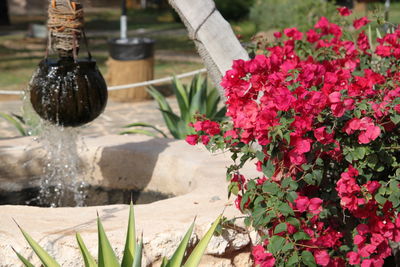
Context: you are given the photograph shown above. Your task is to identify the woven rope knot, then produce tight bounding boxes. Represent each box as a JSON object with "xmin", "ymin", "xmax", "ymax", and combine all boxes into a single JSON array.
[{"xmin": 48, "ymin": 0, "xmax": 84, "ymax": 57}]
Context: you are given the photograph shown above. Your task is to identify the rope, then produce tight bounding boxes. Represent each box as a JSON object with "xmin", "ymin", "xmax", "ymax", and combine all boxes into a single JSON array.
[
  {"xmin": 0, "ymin": 68, "xmax": 207, "ymax": 95},
  {"xmin": 107, "ymin": 68, "xmax": 207, "ymax": 91},
  {"xmin": 47, "ymin": 0, "xmax": 84, "ymax": 57}
]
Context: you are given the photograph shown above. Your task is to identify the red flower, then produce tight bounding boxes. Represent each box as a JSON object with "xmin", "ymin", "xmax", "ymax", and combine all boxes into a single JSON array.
[
  {"xmin": 295, "ymin": 195, "xmax": 309, "ymax": 212},
  {"xmin": 364, "ymin": 181, "xmax": 381, "ymax": 194},
  {"xmin": 347, "ymin": 251, "xmax": 360, "ymax": 265},
  {"xmin": 273, "ymin": 31, "xmax": 282, "ymax": 39},
  {"xmin": 353, "ymin": 17, "xmax": 370, "ymax": 30},
  {"xmin": 283, "ymin": 27, "xmax": 303, "ymax": 40},
  {"xmin": 309, "ymin": 198, "xmax": 323, "ymax": 215},
  {"xmin": 314, "ymin": 250, "xmax": 330, "ymax": 266},
  {"xmin": 185, "ymin": 135, "xmax": 198, "ymax": 145},
  {"xmin": 252, "ymin": 245, "xmax": 276, "ymax": 267},
  {"xmin": 201, "ymin": 135, "xmax": 210, "ymax": 145},
  {"xmin": 337, "ymin": 6, "xmax": 352, "ymax": 16}
]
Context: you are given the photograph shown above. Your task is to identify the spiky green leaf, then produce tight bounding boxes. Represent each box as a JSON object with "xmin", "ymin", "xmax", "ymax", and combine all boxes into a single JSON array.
[
  {"xmin": 132, "ymin": 238, "xmax": 143, "ymax": 267},
  {"xmin": 121, "ymin": 202, "xmax": 136, "ymax": 267},
  {"xmin": 17, "ymin": 225, "xmax": 60, "ymax": 267},
  {"xmin": 0, "ymin": 112, "xmax": 27, "ymax": 136},
  {"xmin": 97, "ymin": 216, "xmax": 119, "ymax": 267},
  {"xmin": 76, "ymin": 233, "xmax": 98, "ymax": 267},
  {"xmin": 12, "ymin": 247, "xmax": 35, "ymax": 267},
  {"xmin": 183, "ymin": 215, "xmax": 222, "ymax": 267},
  {"xmin": 167, "ymin": 220, "xmax": 195, "ymax": 267}
]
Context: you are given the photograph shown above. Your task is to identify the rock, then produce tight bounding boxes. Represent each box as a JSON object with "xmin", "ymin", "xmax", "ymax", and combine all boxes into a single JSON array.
[
  {"xmin": 206, "ymin": 228, "xmax": 250, "ymax": 256},
  {"xmin": 233, "ymin": 252, "xmax": 252, "ymax": 267},
  {"xmin": 0, "ymin": 135, "xmax": 252, "ymax": 266},
  {"xmin": 198, "ymin": 255, "xmax": 232, "ymax": 267}
]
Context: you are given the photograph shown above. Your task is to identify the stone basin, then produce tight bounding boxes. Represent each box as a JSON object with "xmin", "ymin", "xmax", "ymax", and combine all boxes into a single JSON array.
[{"xmin": 0, "ymin": 135, "xmax": 254, "ymax": 266}]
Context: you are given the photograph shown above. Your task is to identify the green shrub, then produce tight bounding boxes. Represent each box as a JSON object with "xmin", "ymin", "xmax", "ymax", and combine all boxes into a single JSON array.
[
  {"xmin": 250, "ymin": 0, "xmax": 338, "ymax": 31},
  {"xmin": 214, "ymin": 0, "xmax": 254, "ymax": 21},
  {"xmin": 171, "ymin": 0, "xmax": 254, "ymax": 22},
  {"xmin": 121, "ymin": 75, "xmax": 226, "ymax": 139}
]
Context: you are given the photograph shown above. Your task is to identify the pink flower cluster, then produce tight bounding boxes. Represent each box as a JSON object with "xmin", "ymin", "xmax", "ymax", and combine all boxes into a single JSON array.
[{"xmin": 187, "ymin": 7, "xmax": 400, "ymax": 267}]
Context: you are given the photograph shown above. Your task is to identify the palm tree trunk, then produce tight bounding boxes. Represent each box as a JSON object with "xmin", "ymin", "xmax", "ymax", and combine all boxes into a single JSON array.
[{"xmin": 168, "ymin": 0, "xmax": 249, "ymax": 94}]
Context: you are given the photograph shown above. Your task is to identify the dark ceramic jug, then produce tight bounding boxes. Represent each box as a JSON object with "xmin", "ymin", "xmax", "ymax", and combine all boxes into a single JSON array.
[{"xmin": 30, "ymin": 57, "xmax": 108, "ymax": 127}]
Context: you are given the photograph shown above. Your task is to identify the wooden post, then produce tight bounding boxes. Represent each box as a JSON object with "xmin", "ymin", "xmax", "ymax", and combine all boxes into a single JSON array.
[{"xmin": 106, "ymin": 57, "xmax": 154, "ymax": 102}]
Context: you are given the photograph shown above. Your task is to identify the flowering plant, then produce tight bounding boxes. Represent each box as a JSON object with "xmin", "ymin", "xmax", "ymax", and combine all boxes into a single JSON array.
[{"xmin": 187, "ymin": 7, "xmax": 400, "ymax": 267}]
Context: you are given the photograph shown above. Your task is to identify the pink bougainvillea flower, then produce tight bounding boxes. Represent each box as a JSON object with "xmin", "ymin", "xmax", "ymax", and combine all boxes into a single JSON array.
[
  {"xmin": 294, "ymin": 195, "xmax": 309, "ymax": 212},
  {"xmin": 337, "ymin": 6, "xmax": 352, "ymax": 16},
  {"xmin": 273, "ymin": 31, "xmax": 282, "ymax": 39},
  {"xmin": 252, "ymin": 245, "xmax": 276, "ymax": 267},
  {"xmin": 201, "ymin": 135, "xmax": 210, "ymax": 145},
  {"xmin": 364, "ymin": 181, "xmax": 381, "ymax": 194},
  {"xmin": 353, "ymin": 17, "xmax": 371, "ymax": 30},
  {"xmin": 283, "ymin": 27, "xmax": 303, "ymax": 40},
  {"xmin": 309, "ymin": 198, "xmax": 323, "ymax": 214},
  {"xmin": 314, "ymin": 250, "xmax": 330, "ymax": 266},
  {"xmin": 347, "ymin": 251, "xmax": 360, "ymax": 265},
  {"xmin": 358, "ymin": 124, "xmax": 381, "ymax": 144},
  {"xmin": 185, "ymin": 135, "xmax": 198, "ymax": 145}
]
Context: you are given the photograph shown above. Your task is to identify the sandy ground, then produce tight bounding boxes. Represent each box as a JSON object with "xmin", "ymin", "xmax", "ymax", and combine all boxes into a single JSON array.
[{"xmin": 0, "ymin": 98, "xmax": 179, "ymax": 139}]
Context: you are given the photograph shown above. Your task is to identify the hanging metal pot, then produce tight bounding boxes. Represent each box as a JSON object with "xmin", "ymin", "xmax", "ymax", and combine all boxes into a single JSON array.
[
  {"xmin": 29, "ymin": 0, "xmax": 108, "ymax": 127},
  {"xmin": 30, "ymin": 57, "xmax": 107, "ymax": 127}
]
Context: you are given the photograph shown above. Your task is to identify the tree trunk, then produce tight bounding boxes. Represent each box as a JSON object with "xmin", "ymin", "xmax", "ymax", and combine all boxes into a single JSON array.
[
  {"xmin": 0, "ymin": 0, "xmax": 10, "ymax": 26},
  {"xmin": 168, "ymin": 0, "xmax": 249, "ymax": 95}
]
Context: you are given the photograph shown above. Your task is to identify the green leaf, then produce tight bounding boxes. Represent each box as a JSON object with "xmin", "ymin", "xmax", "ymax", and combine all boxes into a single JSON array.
[
  {"xmin": 184, "ymin": 215, "xmax": 222, "ymax": 267},
  {"xmin": 172, "ymin": 77, "xmax": 189, "ymax": 119},
  {"xmin": 281, "ymin": 242, "xmax": 294, "ymax": 253},
  {"xmin": 391, "ymin": 114, "xmax": 400, "ymax": 124},
  {"xmin": 278, "ymin": 202, "xmax": 294, "ymax": 216},
  {"xmin": 256, "ymin": 151, "xmax": 265, "ymax": 161},
  {"xmin": 76, "ymin": 233, "xmax": 98, "ymax": 267},
  {"xmin": 97, "ymin": 215, "xmax": 119, "ymax": 267},
  {"xmin": 287, "ymin": 251, "xmax": 299, "ymax": 266},
  {"xmin": 17, "ymin": 224, "xmax": 61, "ymax": 267},
  {"xmin": 262, "ymin": 182, "xmax": 280, "ymax": 195},
  {"xmin": 12, "ymin": 247, "xmax": 35, "ymax": 267},
  {"xmin": 120, "ymin": 128, "xmax": 160, "ymax": 137},
  {"xmin": 160, "ymin": 257, "xmax": 170, "ymax": 267},
  {"xmin": 121, "ymin": 122, "xmax": 167, "ymax": 138},
  {"xmin": 262, "ymin": 160, "xmax": 275, "ymax": 178},
  {"xmin": 205, "ymin": 89, "xmax": 219, "ymax": 118},
  {"xmin": 274, "ymin": 223, "xmax": 287, "ymax": 234},
  {"xmin": 159, "ymin": 109, "xmax": 185, "ymax": 139},
  {"xmin": 353, "ymin": 147, "xmax": 366, "ymax": 160},
  {"xmin": 147, "ymin": 86, "xmax": 179, "ymax": 137},
  {"xmin": 121, "ymin": 202, "xmax": 136, "ymax": 267},
  {"xmin": 132, "ymin": 238, "xmax": 143, "ymax": 267},
  {"xmin": 167, "ymin": 220, "xmax": 195, "ymax": 267},
  {"xmin": 214, "ymin": 106, "xmax": 227, "ymax": 121},
  {"xmin": 374, "ymin": 193, "xmax": 387, "ymax": 205},
  {"xmin": 0, "ymin": 112, "xmax": 27, "ymax": 136},
  {"xmin": 267, "ymin": 235, "xmax": 286, "ymax": 255},
  {"xmin": 286, "ymin": 217, "xmax": 300, "ymax": 229},
  {"xmin": 294, "ymin": 231, "xmax": 310, "ymax": 241},
  {"xmin": 189, "ymin": 78, "xmax": 208, "ymax": 115},
  {"xmin": 301, "ymin": 250, "xmax": 316, "ymax": 267}
]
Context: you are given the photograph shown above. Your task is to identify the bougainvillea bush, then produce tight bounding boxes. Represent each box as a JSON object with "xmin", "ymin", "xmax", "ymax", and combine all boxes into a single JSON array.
[{"xmin": 186, "ymin": 7, "xmax": 400, "ymax": 267}]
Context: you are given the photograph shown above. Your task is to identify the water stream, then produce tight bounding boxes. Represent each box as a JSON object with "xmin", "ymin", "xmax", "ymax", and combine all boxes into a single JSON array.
[
  {"xmin": 22, "ymin": 90, "xmax": 88, "ymax": 207},
  {"xmin": 37, "ymin": 123, "xmax": 87, "ymax": 207}
]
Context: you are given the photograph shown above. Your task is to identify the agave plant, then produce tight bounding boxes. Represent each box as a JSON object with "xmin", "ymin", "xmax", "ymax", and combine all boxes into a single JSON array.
[
  {"xmin": 13, "ymin": 202, "xmax": 221, "ymax": 267},
  {"xmin": 0, "ymin": 112, "xmax": 29, "ymax": 136},
  {"xmin": 121, "ymin": 75, "xmax": 226, "ymax": 139}
]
